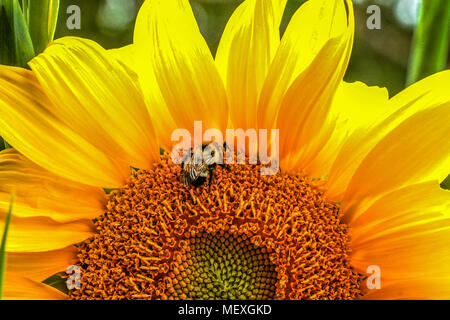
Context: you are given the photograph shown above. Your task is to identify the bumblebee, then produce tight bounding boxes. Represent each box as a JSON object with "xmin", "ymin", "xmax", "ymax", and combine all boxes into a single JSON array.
[{"xmin": 181, "ymin": 141, "xmax": 228, "ymax": 191}]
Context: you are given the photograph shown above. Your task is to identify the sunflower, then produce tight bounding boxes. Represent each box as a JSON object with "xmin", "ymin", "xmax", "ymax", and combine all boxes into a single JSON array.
[{"xmin": 0, "ymin": 0, "xmax": 449, "ymax": 300}]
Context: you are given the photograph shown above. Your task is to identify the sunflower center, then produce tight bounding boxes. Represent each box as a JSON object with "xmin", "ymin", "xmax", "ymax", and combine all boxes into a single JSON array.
[
  {"xmin": 167, "ymin": 232, "xmax": 277, "ymax": 300},
  {"xmin": 70, "ymin": 155, "xmax": 364, "ymax": 300}
]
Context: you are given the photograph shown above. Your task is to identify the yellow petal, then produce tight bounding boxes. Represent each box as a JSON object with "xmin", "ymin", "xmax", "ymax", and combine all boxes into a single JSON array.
[
  {"xmin": 108, "ymin": 45, "xmax": 177, "ymax": 150},
  {"xmin": 7, "ymin": 246, "xmax": 77, "ymax": 282},
  {"xmin": 258, "ymin": 0, "xmax": 353, "ymax": 131},
  {"xmin": 0, "ymin": 66, "xmax": 128, "ymax": 188},
  {"xmin": 29, "ymin": 37, "xmax": 159, "ymax": 171},
  {"xmin": 329, "ymin": 82, "xmax": 391, "ymax": 131},
  {"xmin": 3, "ymin": 272, "xmax": 67, "ymax": 300},
  {"xmin": 3, "ymin": 213, "xmax": 94, "ymax": 252},
  {"xmin": 0, "ymin": 149, "xmax": 105, "ymax": 223},
  {"xmin": 108, "ymin": 44, "xmax": 138, "ymax": 71},
  {"xmin": 134, "ymin": 0, "xmax": 228, "ymax": 136},
  {"xmin": 389, "ymin": 70, "xmax": 450, "ymax": 116},
  {"xmin": 362, "ymin": 278, "xmax": 450, "ymax": 300},
  {"xmin": 215, "ymin": 0, "xmax": 287, "ymax": 130},
  {"xmin": 349, "ymin": 182, "xmax": 450, "ymax": 299},
  {"xmin": 350, "ymin": 181, "xmax": 450, "ymax": 242},
  {"xmin": 256, "ymin": 0, "xmax": 354, "ymax": 172},
  {"xmin": 276, "ymin": 39, "xmax": 348, "ymax": 172},
  {"xmin": 342, "ymin": 103, "xmax": 450, "ymax": 219},
  {"xmin": 326, "ymin": 71, "xmax": 450, "ymax": 201},
  {"xmin": 313, "ymin": 81, "xmax": 390, "ymax": 198}
]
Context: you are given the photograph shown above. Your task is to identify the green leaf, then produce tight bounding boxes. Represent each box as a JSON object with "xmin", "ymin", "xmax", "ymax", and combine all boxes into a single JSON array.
[
  {"xmin": 43, "ymin": 273, "xmax": 68, "ymax": 295},
  {"xmin": 406, "ymin": 0, "xmax": 450, "ymax": 85},
  {"xmin": 0, "ymin": 137, "xmax": 5, "ymax": 151},
  {"xmin": 0, "ymin": 194, "xmax": 15, "ymax": 300},
  {"xmin": 441, "ymin": 175, "xmax": 450, "ymax": 190},
  {"xmin": 103, "ymin": 188, "xmax": 119, "ymax": 195},
  {"xmin": 25, "ymin": 0, "xmax": 60, "ymax": 54},
  {"xmin": 0, "ymin": 0, "xmax": 35, "ymax": 67},
  {"xmin": 0, "ymin": 136, "xmax": 11, "ymax": 150}
]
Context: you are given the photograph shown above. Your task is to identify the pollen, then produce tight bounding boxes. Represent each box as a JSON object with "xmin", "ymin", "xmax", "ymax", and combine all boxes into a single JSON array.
[{"xmin": 70, "ymin": 155, "xmax": 364, "ymax": 300}]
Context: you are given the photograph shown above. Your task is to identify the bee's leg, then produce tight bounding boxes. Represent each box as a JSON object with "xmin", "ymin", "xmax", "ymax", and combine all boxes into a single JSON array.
[
  {"xmin": 220, "ymin": 163, "xmax": 231, "ymax": 171},
  {"xmin": 223, "ymin": 142, "xmax": 231, "ymax": 154},
  {"xmin": 221, "ymin": 142, "xmax": 233, "ymax": 169},
  {"xmin": 208, "ymin": 169, "xmax": 216, "ymax": 193},
  {"xmin": 219, "ymin": 147, "xmax": 230, "ymax": 172}
]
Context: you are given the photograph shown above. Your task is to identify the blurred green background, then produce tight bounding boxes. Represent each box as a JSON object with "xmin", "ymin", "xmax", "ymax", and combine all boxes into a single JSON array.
[{"xmin": 55, "ymin": 0, "xmax": 449, "ymax": 96}]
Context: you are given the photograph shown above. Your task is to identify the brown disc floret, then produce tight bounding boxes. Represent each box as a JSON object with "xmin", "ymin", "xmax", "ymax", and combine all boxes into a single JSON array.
[{"xmin": 70, "ymin": 155, "xmax": 364, "ymax": 300}]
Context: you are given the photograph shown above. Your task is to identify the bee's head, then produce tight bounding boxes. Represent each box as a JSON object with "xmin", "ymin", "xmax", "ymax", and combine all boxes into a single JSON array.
[{"xmin": 201, "ymin": 141, "xmax": 222, "ymax": 165}]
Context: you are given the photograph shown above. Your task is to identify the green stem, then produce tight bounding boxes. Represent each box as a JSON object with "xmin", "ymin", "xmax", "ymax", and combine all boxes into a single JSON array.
[
  {"xmin": 27, "ymin": 0, "xmax": 60, "ymax": 54},
  {"xmin": 406, "ymin": 0, "xmax": 450, "ymax": 85},
  {"xmin": 0, "ymin": 194, "xmax": 15, "ymax": 300}
]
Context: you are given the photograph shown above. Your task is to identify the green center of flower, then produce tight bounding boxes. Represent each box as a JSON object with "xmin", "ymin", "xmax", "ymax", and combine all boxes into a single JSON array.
[{"xmin": 165, "ymin": 232, "xmax": 277, "ymax": 300}]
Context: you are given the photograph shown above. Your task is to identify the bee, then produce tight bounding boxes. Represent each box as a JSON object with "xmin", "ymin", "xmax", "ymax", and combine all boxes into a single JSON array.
[{"xmin": 180, "ymin": 141, "xmax": 228, "ymax": 192}]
